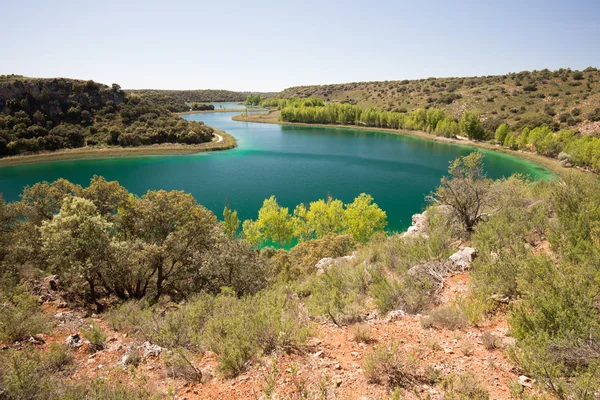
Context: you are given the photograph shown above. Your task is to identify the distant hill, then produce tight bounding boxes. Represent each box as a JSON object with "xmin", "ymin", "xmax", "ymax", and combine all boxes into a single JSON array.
[
  {"xmin": 279, "ymin": 67, "xmax": 600, "ymax": 134},
  {"xmin": 0, "ymin": 75, "xmax": 214, "ymax": 156},
  {"xmin": 129, "ymin": 89, "xmax": 277, "ymax": 110}
]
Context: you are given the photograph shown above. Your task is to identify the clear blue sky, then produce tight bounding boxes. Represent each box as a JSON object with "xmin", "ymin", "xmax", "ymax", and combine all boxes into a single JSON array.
[{"xmin": 2, "ymin": 0, "xmax": 599, "ymax": 91}]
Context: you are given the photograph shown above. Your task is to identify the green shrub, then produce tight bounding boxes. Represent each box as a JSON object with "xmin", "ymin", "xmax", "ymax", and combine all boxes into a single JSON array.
[
  {"xmin": 350, "ymin": 324, "xmax": 374, "ymax": 344},
  {"xmin": 0, "ymin": 347, "xmax": 55, "ymax": 399},
  {"xmin": 104, "ymin": 300, "xmax": 155, "ymax": 338},
  {"xmin": 61, "ymin": 377, "xmax": 161, "ymax": 400},
  {"xmin": 164, "ymin": 348, "xmax": 202, "ymax": 382},
  {"xmin": 307, "ymin": 263, "xmax": 370, "ymax": 325},
  {"xmin": 362, "ymin": 342, "xmax": 415, "ymax": 388},
  {"xmin": 588, "ymin": 107, "xmax": 600, "ymax": 122},
  {"xmin": 83, "ymin": 322, "xmax": 107, "ymax": 352},
  {"xmin": 422, "ymin": 305, "xmax": 467, "ymax": 330},
  {"xmin": 203, "ymin": 288, "xmax": 310, "ymax": 377},
  {"xmin": 0, "ymin": 283, "xmax": 51, "ymax": 343},
  {"xmin": 442, "ymin": 372, "xmax": 489, "ymax": 400},
  {"xmin": 43, "ymin": 342, "xmax": 74, "ymax": 372}
]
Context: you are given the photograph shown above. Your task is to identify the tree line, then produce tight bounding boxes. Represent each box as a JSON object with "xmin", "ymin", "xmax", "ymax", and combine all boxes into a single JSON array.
[
  {"xmin": 0, "ymin": 176, "xmax": 387, "ymax": 307},
  {"xmin": 275, "ymin": 98, "xmax": 600, "ymax": 172},
  {"xmin": 240, "ymin": 193, "xmax": 387, "ymax": 247}
]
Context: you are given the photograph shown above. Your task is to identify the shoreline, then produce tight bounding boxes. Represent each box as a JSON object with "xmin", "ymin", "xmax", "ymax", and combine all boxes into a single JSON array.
[
  {"xmin": 232, "ymin": 111, "xmax": 573, "ymax": 178},
  {"xmin": 177, "ymin": 106, "xmax": 267, "ymax": 116},
  {"xmin": 0, "ymin": 128, "xmax": 236, "ymax": 167}
]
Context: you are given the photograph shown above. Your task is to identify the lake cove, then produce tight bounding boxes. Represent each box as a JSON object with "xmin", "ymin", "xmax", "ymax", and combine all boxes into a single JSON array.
[{"xmin": 0, "ymin": 112, "xmax": 552, "ymax": 233}]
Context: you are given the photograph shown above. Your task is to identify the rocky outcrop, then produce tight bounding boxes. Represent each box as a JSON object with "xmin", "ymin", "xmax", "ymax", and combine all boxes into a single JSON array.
[
  {"xmin": 404, "ymin": 212, "xmax": 427, "ymax": 237},
  {"xmin": 448, "ymin": 247, "xmax": 477, "ymax": 271},
  {"xmin": 315, "ymin": 253, "xmax": 357, "ymax": 274}
]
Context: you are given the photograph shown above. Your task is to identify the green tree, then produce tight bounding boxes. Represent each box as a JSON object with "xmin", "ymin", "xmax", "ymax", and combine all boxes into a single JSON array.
[
  {"xmin": 241, "ymin": 219, "xmax": 262, "ymax": 248},
  {"xmin": 459, "ymin": 111, "xmax": 485, "ymax": 140},
  {"xmin": 255, "ymin": 196, "xmax": 294, "ymax": 247},
  {"xmin": 117, "ymin": 190, "xmax": 219, "ymax": 301},
  {"xmin": 344, "ymin": 193, "xmax": 387, "ymax": 242},
  {"xmin": 428, "ymin": 152, "xmax": 493, "ymax": 233},
  {"xmin": 40, "ymin": 197, "xmax": 112, "ymax": 303},
  {"xmin": 222, "ymin": 205, "xmax": 240, "ymax": 238},
  {"xmin": 81, "ymin": 175, "xmax": 128, "ymax": 218},
  {"xmin": 306, "ymin": 196, "xmax": 346, "ymax": 239},
  {"xmin": 494, "ymin": 123, "xmax": 510, "ymax": 144}
]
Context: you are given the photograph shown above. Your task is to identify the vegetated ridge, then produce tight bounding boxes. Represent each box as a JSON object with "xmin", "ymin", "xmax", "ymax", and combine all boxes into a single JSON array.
[
  {"xmin": 129, "ymin": 89, "xmax": 277, "ymax": 112},
  {"xmin": 244, "ymin": 67, "xmax": 600, "ymax": 173},
  {"xmin": 0, "ymin": 75, "xmax": 232, "ymax": 159},
  {"xmin": 279, "ymin": 67, "xmax": 600, "ymax": 134}
]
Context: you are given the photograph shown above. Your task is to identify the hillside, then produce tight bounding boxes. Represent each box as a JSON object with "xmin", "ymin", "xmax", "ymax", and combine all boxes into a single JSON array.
[
  {"xmin": 0, "ymin": 75, "xmax": 216, "ymax": 158},
  {"xmin": 129, "ymin": 89, "xmax": 277, "ymax": 107},
  {"xmin": 279, "ymin": 67, "xmax": 600, "ymax": 134}
]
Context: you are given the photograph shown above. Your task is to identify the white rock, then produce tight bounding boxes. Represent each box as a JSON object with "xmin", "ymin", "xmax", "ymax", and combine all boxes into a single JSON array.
[
  {"xmin": 141, "ymin": 341, "xmax": 163, "ymax": 357},
  {"xmin": 386, "ymin": 310, "xmax": 406, "ymax": 322},
  {"xmin": 448, "ymin": 247, "xmax": 477, "ymax": 271}
]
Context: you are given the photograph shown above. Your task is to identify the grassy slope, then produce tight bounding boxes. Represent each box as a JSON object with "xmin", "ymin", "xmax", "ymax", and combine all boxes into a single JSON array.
[{"xmin": 279, "ymin": 68, "xmax": 600, "ymax": 134}]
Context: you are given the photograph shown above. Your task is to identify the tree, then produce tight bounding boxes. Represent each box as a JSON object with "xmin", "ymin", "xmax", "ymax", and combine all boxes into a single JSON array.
[
  {"xmin": 292, "ymin": 203, "xmax": 313, "ymax": 242},
  {"xmin": 81, "ymin": 175, "xmax": 128, "ymax": 218},
  {"xmin": 428, "ymin": 152, "xmax": 493, "ymax": 233},
  {"xmin": 40, "ymin": 197, "xmax": 112, "ymax": 303},
  {"xmin": 222, "ymin": 205, "xmax": 240, "ymax": 238},
  {"xmin": 494, "ymin": 123, "xmax": 510, "ymax": 144},
  {"xmin": 344, "ymin": 193, "xmax": 387, "ymax": 242},
  {"xmin": 242, "ymin": 219, "xmax": 262, "ymax": 248},
  {"xmin": 117, "ymin": 190, "xmax": 219, "ymax": 301},
  {"xmin": 459, "ymin": 111, "xmax": 485, "ymax": 140},
  {"xmin": 255, "ymin": 196, "xmax": 294, "ymax": 247},
  {"xmin": 19, "ymin": 179, "xmax": 82, "ymax": 225},
  {"xmin": 306, "ymin": 196, "xmax": 346, "ymax": 239}
]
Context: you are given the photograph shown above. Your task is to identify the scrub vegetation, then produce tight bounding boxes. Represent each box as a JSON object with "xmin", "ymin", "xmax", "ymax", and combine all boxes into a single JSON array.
[
  {"xmin": 0, "ymin": 76, "xmax": 219, "ymax": 158},
  {"xmin": 1, "ymin": 152, "xmax": 599, "ymax": 398},
  {"xmin": 278, "ymin": 67, "xmax": 600, "ymax": 132}
]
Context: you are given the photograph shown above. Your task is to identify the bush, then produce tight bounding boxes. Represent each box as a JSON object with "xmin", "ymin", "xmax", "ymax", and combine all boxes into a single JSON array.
[
  {"xmin": 350, "ymin": 324, "xmax": 374, "ymax": 344},
  {"xmin": 0, "ymin": 347, "xmax": 55, "ymax": 399},
  {"xmin": 83, "ymin": 322, "xmax": 107, "ymax": 352},
  {"xmin": 442, "ymin": 372, "xmax": 489, "ymax": 400},
  {"xmin": 362, "ymin": 342, "xmax": 415, "ymax": 388},
  {"xmin": 0, "ymin": 283, "xmax": 51, "ymax": 343},
  {"xmin": 308, "ymin": 262, "xmax": 370, "ymax": 325},
  {"xmin": 422, "ymin": 305, "xmax": 467, "ymax": 330},
  {"xmin": 588, "ymin": 107, "xmax": 600, "ymax": 122},
  {"xmin": 43, "ymin": 342, "xmax": 74, "ymax": 372},
  {"xmin": 164, "ymin": 348, "xmax": 202, "ymax": 382},
  {"xmin": 203, "ymin": 288, "xmax": 310, "ymax": 377}
]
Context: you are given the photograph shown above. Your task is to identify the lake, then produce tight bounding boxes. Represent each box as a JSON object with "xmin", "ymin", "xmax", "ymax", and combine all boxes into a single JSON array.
[{"xmin": 0, "ymin": 112, "xmax": 552, "ymax": 233}]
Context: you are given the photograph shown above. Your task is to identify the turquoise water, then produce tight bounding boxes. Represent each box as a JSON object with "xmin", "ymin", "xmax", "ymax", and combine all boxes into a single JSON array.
[{"xmin": 0, "ymin": 112, "xmax": 552, "ymax": 233}]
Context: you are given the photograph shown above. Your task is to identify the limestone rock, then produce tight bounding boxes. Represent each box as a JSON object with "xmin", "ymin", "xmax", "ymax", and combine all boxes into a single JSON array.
[
  {"xmin": 386, "ymin": 309, "xmax": 406, "ymax": 322},
  {"xmin": 141, "ymin": 341, "xmax": 163, "ymax": 358},
  {"xmin": 448, "ymin": 247, "xmax": 477, "ymax": 271},
  {"xmin": 315, "ymin": 252, "xmax": 356, "ymax": 274},
  {"xmin": 404, "ymin": 212, "xmax": 427, "ymax": 237}
]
